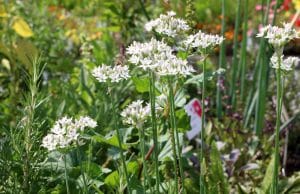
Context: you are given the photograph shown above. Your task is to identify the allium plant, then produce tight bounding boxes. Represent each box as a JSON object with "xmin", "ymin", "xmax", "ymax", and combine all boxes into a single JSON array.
[
  {"xmin": 121, "ymin": 100, "xmax": 151, "ymax": 193},
  {"xmin": 257, "ymin": 23, "xmax": 299, "ymax": 194},
  {"xmin": 42, "ymin": 116, "xmax": 97, "ymax": 194},
  {"xmin": 185, "ymin": 31, "xmax": 224, "ymax": 194},
  {"xmin": 92, "ymin": 63, "xmax": 132, "ymax": 193},
  {"xmin": 127, "ymin": 9, "xmax": 224, "ymax": 193},
  {"xmin": 145, "ymin": 11, "xmax": 190, "ymax": 38}
]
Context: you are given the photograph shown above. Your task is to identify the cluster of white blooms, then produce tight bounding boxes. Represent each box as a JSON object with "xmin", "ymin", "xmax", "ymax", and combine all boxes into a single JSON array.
[
  {"xmin": 92, "ymin": 64, "xmax": 130, "ymax": 83},
  {"xmin": 145, "ymin": 11, "xmax": 190, "ymax": 37},
  {"xmin": 121, "ymin": 100, "xmax": 151, "ymax": 128},
  {"xmin": 257, "ymin": 23, "xmax": 298, "ymax": 48},
  {"xmin": 270, "ymin": 54, "xmax": 299, "ymax": 71},
  {"xmin": 155, "ymin": 56, "xmax": 195, "ymax": 76},
  {"xmin": 127, "ymin": 38, "xmax": 194, "ymax": 76},
  {"xmin": 184, "ymin": 31, "xmax": 224, "ymax": 51},
  {"xmin": 42, "ymin": 116, "xmax": 97, "ymax": 151}
]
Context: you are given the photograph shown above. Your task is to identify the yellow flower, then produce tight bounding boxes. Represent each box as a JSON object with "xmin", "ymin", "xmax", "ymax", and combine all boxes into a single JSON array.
[{"xmin": 293, "ymin": 0, "xmax": 300, "ymax": 11}]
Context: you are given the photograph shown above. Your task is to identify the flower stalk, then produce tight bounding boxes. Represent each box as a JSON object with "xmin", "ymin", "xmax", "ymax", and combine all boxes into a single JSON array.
[
  {"xmin": 64, "ymin": 154, "xmax": 70, "ymax": 194},
  {"xmin": 149, "ymin": 71, "xmax": 160, "ymax": 193},
  {"xmin": 168, "ymin": 76, "xmax": 185, "ymax": 193},
  {"xmin": 200, "ymin": 54, "xmax": 207, "ymax": 194},
  {"xmin": 272, "ymin": 53, "xmax": 283, "ymax": 194}
]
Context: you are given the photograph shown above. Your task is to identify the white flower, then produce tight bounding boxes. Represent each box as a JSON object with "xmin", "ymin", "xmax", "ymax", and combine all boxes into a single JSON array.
[
  {"xmin": 42, "ymin": 116, "xmax": 97, "ymax": 151},
  {"xmin": 145, "ymin": 11, "xmax": 190, "ymax": 37},
  {"xmin": 127, "ymin": 38, "xmax": 194, "ymax": 76},
  {"xmin": 270, "ymin": 54, "xmax": 299, "ymax": 71},
  {"xmin": 75, "ymin": 116, "xmax": 98, "ymax": 131},
  {"xmin": 92, "ymin": 64, "xmax": 130, "ymax": 83},
  {"xmin": 121, "ymin": 100, "xmax": 151, "ymax": 128},
  {"xmin": 155, "ymin": 56, "xmax": 195, "ymax": 76},
  {"xmin": 184, "ymin": 31, "xmax": 224, "ymax": 51},
  {"xmin": 257, "ymin": 23, "xmax": 298, "ymax": 48},
  {"xmin": 41, "ymin": 134, "xmax": 57, "ymax": 151}
]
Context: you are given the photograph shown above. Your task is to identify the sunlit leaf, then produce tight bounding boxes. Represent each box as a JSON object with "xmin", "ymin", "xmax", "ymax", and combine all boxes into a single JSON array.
[{"xmin": 12, "ymin": 17, "xmax": 34, "ymax": 38}]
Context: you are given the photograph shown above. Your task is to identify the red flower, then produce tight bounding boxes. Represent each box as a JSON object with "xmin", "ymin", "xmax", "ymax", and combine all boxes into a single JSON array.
[{"xmin": 283, "ymin": 0, "xmax": 292, "ymax": 11}]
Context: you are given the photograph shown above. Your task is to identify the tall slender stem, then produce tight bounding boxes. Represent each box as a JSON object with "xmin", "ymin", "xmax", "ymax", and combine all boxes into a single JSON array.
[
  {"xmin": 109, "ymin": 86, "xmax": 131, "ymax": 193},
  {"xmin": 168, "ymin": 77, "xmax": 185, "ymax": 193},
  {"xmin": 200, "ymin": 56, "xmax": 207, "ymax": 194},
  {"xmin": 167, "ymin": 78, "xmax": 179, "ymax": 194},
  {"xmin": 139, "ymin": 127, "xmax": 149, "ymax": 194},
  {"xmin": 76, "ymin": 142, "xmax": 88, "ymax": 193},
  {"xmin": 240, "ymin": 0, "xmax": 249, "ymax": 100},
  {"xmin": 64, "ymin": 154, "xmax": 70, "ymax": 194},
  {"xmin": 217, "ymin": 0, "xmax": 226, "ymax": 119},
  {"xmin": 149, "ymin": 71, "xmax": 160, "ymax": 193},
  {"xmin": 272, "ymin": 54, "xmax": 283, "ymax": 194},
  {"xmin": 230, "ymin": 0, "xmax": 242, "ymax": 109}
]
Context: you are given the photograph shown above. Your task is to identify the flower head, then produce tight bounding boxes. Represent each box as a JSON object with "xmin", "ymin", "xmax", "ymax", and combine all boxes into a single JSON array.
[
  {"xmin": 127, "ymin": 38, "xmax": 194, "ymax": 76},
  {"xmin": 184, "ymin": 31, "xmax": 224, "ymax": 51},
  {"xmin": 121, "ymin": 100, "xmax": 151, "ymax": 128},
  {"xmin": 145, "ymin": 11, "xmax": 190, "ymax": 37},
  {"xmin": 92, "ymin": 64, "xmax": 130, "ymax": 83},
  {"xmin": 257, "ymin": 23, "xmax": 298, "ymax": 48},
  {"xmin": 270, "ymin": 54, "xmax": 299, "ymax": 72},
  {"xmin": 42, "ymin": 116, "xmax": 97, "ymax": 151}
]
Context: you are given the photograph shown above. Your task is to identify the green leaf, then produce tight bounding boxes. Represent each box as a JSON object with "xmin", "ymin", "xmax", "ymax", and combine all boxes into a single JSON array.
[
  {"xmin": 185, "ymin": 68, "xmax": 226, "ymax": 87},
  {"xmin": 260, "ymin": 154, "xmax": 275, "ymax": 194},
  {"xmin": 104, "ymin": 170, "xmax": 119, "ymax": 187},
  {"xmin": 92, "ymin": 134, "xmax": 128, "ymax": 149},
  {"xmin": 132, "ymin": 76, "xmax": 150, "ymax": 93}
]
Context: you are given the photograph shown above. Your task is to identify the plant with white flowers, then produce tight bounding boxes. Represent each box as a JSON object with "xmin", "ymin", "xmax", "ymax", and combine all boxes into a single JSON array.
[
  {"xmin": 257, "ymin": 22, "xmax": 299, "ymax": 194},
  {"xmin": 145, "ymin": 11, "xmax": 190, "ymax": 38},
  {"xmin": 257, "ymin": 23, "xmax": 298, "ymax": 50},
  {"xmin": 270, "ymin": 54, "xmax": 299, "ymax": 72},
  {"xmin": 121, "ymin": 100, "xmax": 151, "ymax": 128},
  {"xmin": 184, "ymin": 31, "xmax": 224, "ymax": 52},
  {"xmin": 42, "ymin": 116, "xmax": 97, "ymax": 151},
  {"xmin": 92, "ymin": 64, "xmax": 130, "ymax": 83},
  {"xmin": 42, "ymin": 116, "xmax": 96, "ymax": 194}
]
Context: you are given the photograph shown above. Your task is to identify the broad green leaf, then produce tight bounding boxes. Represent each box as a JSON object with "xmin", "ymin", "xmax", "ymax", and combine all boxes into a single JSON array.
[
  {"xmin": 12, "ymin": 17, "xmax": 34, "ymax": 38},
  {"xmin": 92, "ymin": 134, "xmax": 128, "ymax": 149},
  {"xmin": 104, "ymin": 170, "xmax": 119, "ymax": 187},
  {"xmin": 132, "ymin": 77, "xmax": 150, "ymax": 93}
]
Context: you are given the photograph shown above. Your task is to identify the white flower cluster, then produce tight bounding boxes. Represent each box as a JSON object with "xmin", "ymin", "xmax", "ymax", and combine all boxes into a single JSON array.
[
  {"xmin": 42, "ymin": 116, "xmax": 97, "ymax": 151},
  {"xmin": 257, "ymin": 23, "xmax": 298, "ymax": 48},
  {"xmin": 184, "ymin": 31, "xmax": 224, "ymax": 51},
  {"xmin": 145, "ymin": 11, "xmax": 190, "ymax": 37},
  {"xmin": 121, "ymin": 100, "xmax": 151, "ymax": 128},
  {"xmin": 270, "ymin": 54, "xmax": 299, "ymax": 71},
  {"xmin": 92, "ymin": 64, "xmax": 130, "ymax": 83},
  {"xmin": 127, "ymin": 38, "xmax": 194, "ymax": 76}
]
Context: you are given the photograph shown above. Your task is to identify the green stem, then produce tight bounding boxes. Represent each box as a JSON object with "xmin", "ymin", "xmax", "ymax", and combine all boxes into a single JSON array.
[
  {"xmin": 240, "ymin": 0, "xmax": 249, "ymax": 100},
  {"xmin": 139, "ymin": 127, "xmax": 149, "ymax": 194},
  {"xmin": 109, "ymin": 86, "xmax": 131, "ymax": 194},
  {"xmin": 272, "ymin": 54, "xmax": 283, "ymax": 194},
  {"xmin": 168, "ymin": 77, "xmax": 185, "ymax": 193},
  {"xmin": 217, "ymin": 0, "xmax": 226, "ymax": 119},
  {"xmin": 167, "ymin": 80, "xmax": 179, "ymax": 194},
  {"xmin": 149, "ymin": 71, "xmax": 160, "ymax": 193},
  {"xmin": 254, "ymin": 0, "xmax": 271, "ymax": 135},
  {"xmin": 76, "ymin": 141, "xmax": 88, "ymax": 193},
  {"xmin": 230, "ymin": 0, "xmax": 242, "ymax": 109},
  {"xmin": 200, "ymin": 56, "xmax": 207, "ymax": 194},
  {"xmin": 64, "ymin": 154, "xmax": 70, "ymax": 194}
]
